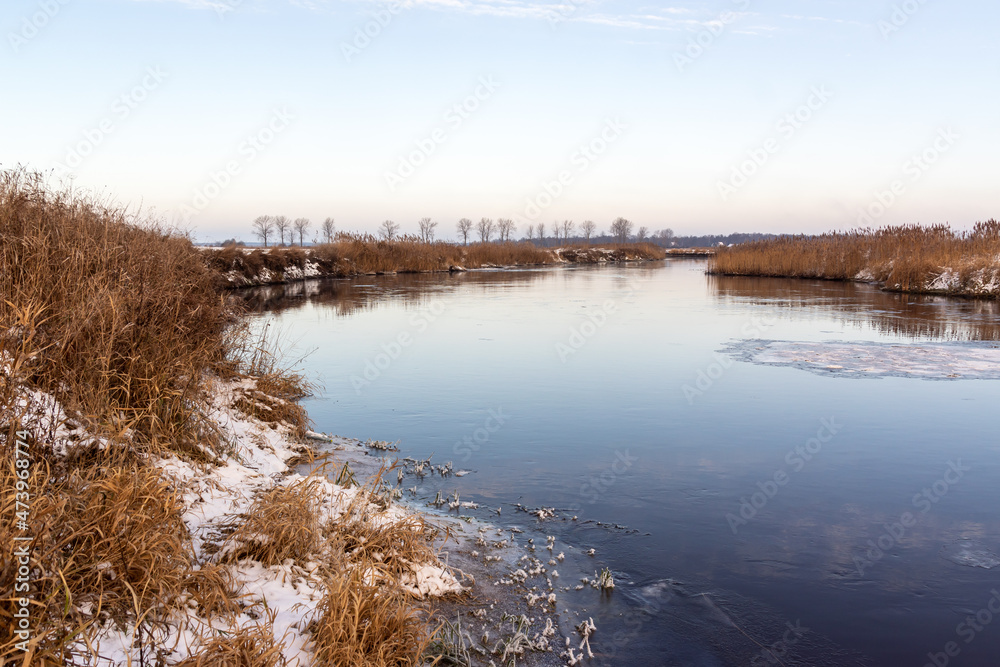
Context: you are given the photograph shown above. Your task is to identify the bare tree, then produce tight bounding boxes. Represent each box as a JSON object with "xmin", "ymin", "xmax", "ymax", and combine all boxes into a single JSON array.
[
  {"xmin": 274, "ymin": 215, "xmax": 290, "ymax": 246},
  {"xmin": 293, "ymin": 217, "xmax": 311, "ymax": 246},
  {"xmin": 636, "ymin": 226, "xmax": 649, "ymax": 242},
  {"xmin": 477, "ymin": 217, "xmax": 495, "ymax": 243},
  {"xmin": 581, "ymin": 220, "xmax": 596, "ymax": 243},
  {"xmin": 560, "ymin": 220, "xmax": 575, "ymax": 244},
  {"xmin": 456, "ymin": 218, "xmax": 473, "ymax": 245},
  {"xmin": 526, "ymin": 223, "xmax": 535, "ymax": 241},
  {"xmin": 537, "ymin": 222, "xmax": 546, "ymax": 245},
  {"xmin": 610, "ymin": 217, "xmax": 633, "ymax": 244},
  {"xmin": 655, "ymin": 228, "xmax": 675, "ymax": 246},
  {"xmin": 252, "ymin": 215, "xmax": 274, "ymax": 247},
  {"xmin": 321, "ymin": 217, "xmax": 336, "ymax": 244},
  {"xmin": 497, "ymin": 218, "xmax": 516, "ymax": 242},
  {"xmin": 418, "ymin": 217, "xmax": 438, "ymax": 242},
  {"xmin": 379, "ymin": 220, "xmax": 400, "ymax": 240}
]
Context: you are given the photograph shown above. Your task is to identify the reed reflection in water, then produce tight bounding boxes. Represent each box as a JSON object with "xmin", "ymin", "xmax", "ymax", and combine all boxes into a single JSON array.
[{"xmin": 710, "ymin": 274, "xmax": 1000, "ymax": 341}]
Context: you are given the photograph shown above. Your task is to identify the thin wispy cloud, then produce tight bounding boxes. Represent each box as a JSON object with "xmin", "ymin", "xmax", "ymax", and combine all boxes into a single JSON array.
[{"xmin": 124, "ymin": 0, "xmax": 707, "ymax": 30}]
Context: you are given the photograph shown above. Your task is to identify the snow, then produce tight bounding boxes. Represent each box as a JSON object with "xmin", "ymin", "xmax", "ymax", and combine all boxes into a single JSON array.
[{"xmin": 6, "ymin": 375, "xmax": 464, "ymax": 666}]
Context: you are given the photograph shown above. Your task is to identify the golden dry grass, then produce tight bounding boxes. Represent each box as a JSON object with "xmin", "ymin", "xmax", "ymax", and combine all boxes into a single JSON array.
[
  {"xmin": 310, "ymin": 568, "xmax": 433, "ymax": 667},
  {"xmin": 221, "ymin": 478, "xmax": 328, "ymax": 566},
  {"xmin": 0, "ymin": 170, "xmax": 237, "ymax": 458},
  {"xmin": 0, "ymin": 457, "xmax": 193, "ymax": 663},
  {"xmin": 327, "ymin": 485, "xmax": 438, "ymax": 584},
  {"xmin": 206, "ymin": 234, "xmax": 667, "ymax": 285},
  {"xmin": 175, "ymin": 614, "xmax": 289, "ymax": 667},
  {"xmin": 710, "ymin": 222, "xmax": 1000, "ymax": 297}
]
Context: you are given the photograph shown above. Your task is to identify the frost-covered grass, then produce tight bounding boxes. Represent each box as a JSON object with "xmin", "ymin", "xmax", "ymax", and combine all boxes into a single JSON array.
[{"xmin": 710, "ymin": 222, "xmax": 1000, "ymax": 298}]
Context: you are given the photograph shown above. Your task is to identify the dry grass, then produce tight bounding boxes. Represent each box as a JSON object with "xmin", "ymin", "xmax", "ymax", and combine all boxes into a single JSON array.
[
  {"xmin": 221, "ymin": 478, "xmax": 327, "ymax": 566},
  {"xmin": 0, "ymin": 170, "xmax": 237, "ymax": 458},
  {"xmin": 206, "ymin": 234, "xmax": 667, "ymax": 286},
  {"xmin": 0, "ymin": 455, "xmax": 193, "ymax": 663},
  {"xmin": 175, "ymin": 614, "xmax": 289, "ymax": 667},
  {"xmin": 219, "ymin": 470, "xmax": 441, "ymax": 664},
  {"xmin": 310, "ymin": 235, "xmax": 554, "ymax": 274},
  {"xmin": 310, "ymin": 567, "xmax": 433, "ymax": 667},
  {"xmin": 710, "ymin": 222, "xmax": 1000, "ymax": 297},
  {"xmin": 557, "ymin": 242, "xmax": 667, "ymax": 262},
  {"xmin": 327, "ymin": 489, "xmax": 437, "ymax": 584}
]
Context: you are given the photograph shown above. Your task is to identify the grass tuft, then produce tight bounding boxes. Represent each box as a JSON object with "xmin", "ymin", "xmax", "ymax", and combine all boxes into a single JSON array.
[{"xmin": 310, "ymin": 567, "xmax": 432, "ymax": 667}]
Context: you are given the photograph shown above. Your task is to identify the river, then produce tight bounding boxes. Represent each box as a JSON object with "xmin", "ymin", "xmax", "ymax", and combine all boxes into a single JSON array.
[{"xmin": 240, "ymin": 259, "xmax": 1000, "ymax": 666}]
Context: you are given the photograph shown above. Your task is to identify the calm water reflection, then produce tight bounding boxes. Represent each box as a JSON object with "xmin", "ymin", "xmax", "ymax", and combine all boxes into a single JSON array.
[{"xmin": 241, "ymin": 261, "xmax": 1000, "ymax": 666}]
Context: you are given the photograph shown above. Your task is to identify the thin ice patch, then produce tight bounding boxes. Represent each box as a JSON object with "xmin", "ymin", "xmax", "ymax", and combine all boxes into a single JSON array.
[
  {"xmin": 725, "ymin": 340, "xmax": 1000, "ymax": 380},
  {"xmin": 941, "ymin": 540, "xmax": 1000, "ymax": 569}
]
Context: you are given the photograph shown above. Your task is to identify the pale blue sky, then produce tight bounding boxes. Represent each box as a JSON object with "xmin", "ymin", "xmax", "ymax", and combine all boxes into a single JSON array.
[{"xmin": 2, "ymin": 0, "xmax": 997, "ymax": 241}]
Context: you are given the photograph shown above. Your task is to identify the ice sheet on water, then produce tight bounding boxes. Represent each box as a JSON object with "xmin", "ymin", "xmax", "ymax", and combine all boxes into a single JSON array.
[
  {"xmin": 725, "ymin": 339, "xmax": 1000, "ymax": 380},
  {"xmin": 941, "ymin": 540, "xmax": 1000, "ymax": 569}
]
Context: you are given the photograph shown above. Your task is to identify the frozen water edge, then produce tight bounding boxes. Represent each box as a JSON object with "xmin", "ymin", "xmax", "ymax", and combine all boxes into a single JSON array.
[{"xmin": 724, "ymin": 339, "xmax": 1000, "ymax": 380}]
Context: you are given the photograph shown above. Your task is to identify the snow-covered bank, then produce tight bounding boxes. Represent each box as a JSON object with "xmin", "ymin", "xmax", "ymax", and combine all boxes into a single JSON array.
[
  {"xmin": 10, "ymin": 376, "xmax": 463, "ymax": 665},
  {"xmin": 10, "ymin": 373, "xmax": 606, "ymax": 666},
  {"xmin": 726, "ymin": 339, "xmax": 1000, "ymax": 380}
]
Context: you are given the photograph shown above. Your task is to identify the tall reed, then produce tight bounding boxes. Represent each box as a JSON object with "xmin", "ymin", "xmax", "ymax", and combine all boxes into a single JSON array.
[{"xmin": 710, "ymin": 222, "xmax": 1000, "ymax": 297}]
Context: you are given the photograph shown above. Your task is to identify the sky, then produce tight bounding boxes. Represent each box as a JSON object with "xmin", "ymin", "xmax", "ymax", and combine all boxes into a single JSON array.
[{"xmin": 2, "ymin": 0, "xmax": 997, "ymax": 241}]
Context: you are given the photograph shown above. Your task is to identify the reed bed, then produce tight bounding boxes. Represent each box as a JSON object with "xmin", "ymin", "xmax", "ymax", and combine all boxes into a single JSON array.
[
  {"xmin": 205, "ymin": 234, "xmax": 665, "ymax": 286},
  {"xmin": 710, "ymin": 222, "xmax": 1000, "ymax": 297},
  {"xmin": 0, "ymin": 170, "xmax": 440, "ymax": 665}
]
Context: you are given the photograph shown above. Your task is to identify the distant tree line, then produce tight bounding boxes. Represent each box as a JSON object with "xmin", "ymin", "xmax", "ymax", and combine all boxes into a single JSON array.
[{"xmin": 242, "ymin": 214, "xmax": 779, "ymax": 249}]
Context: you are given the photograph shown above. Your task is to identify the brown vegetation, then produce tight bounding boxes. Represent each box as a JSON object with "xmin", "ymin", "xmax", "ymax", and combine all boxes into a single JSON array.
[
  {"xmin": 205, "ymin": 233, "xmax": 666, "ymax": 287},
  {"xmin": 710, "ymin": 222, "xmax": 1000, "ymax": 297},
  {"xmin": 0, "ymin": 171, "xmax": 439, "ymax": 665}
]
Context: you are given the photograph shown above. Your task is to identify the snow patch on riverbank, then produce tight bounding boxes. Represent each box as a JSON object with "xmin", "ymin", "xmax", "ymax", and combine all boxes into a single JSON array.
[{"xmin": 10, "ymin": 376, "xmax": 463, "ymax": 665}]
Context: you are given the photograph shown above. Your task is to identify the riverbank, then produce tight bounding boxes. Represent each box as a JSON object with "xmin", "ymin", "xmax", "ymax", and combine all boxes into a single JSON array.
[
  {"xmin": 6, "ymin": 370, "xmax": 587, "ymax": 665},
  {"xmin": 709, "ymin": 222, "xmax": 1000, "ymax": 298},
  {"xmin": 203, "ymin": 237, "xmax": 668, "ymax": 288}
]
